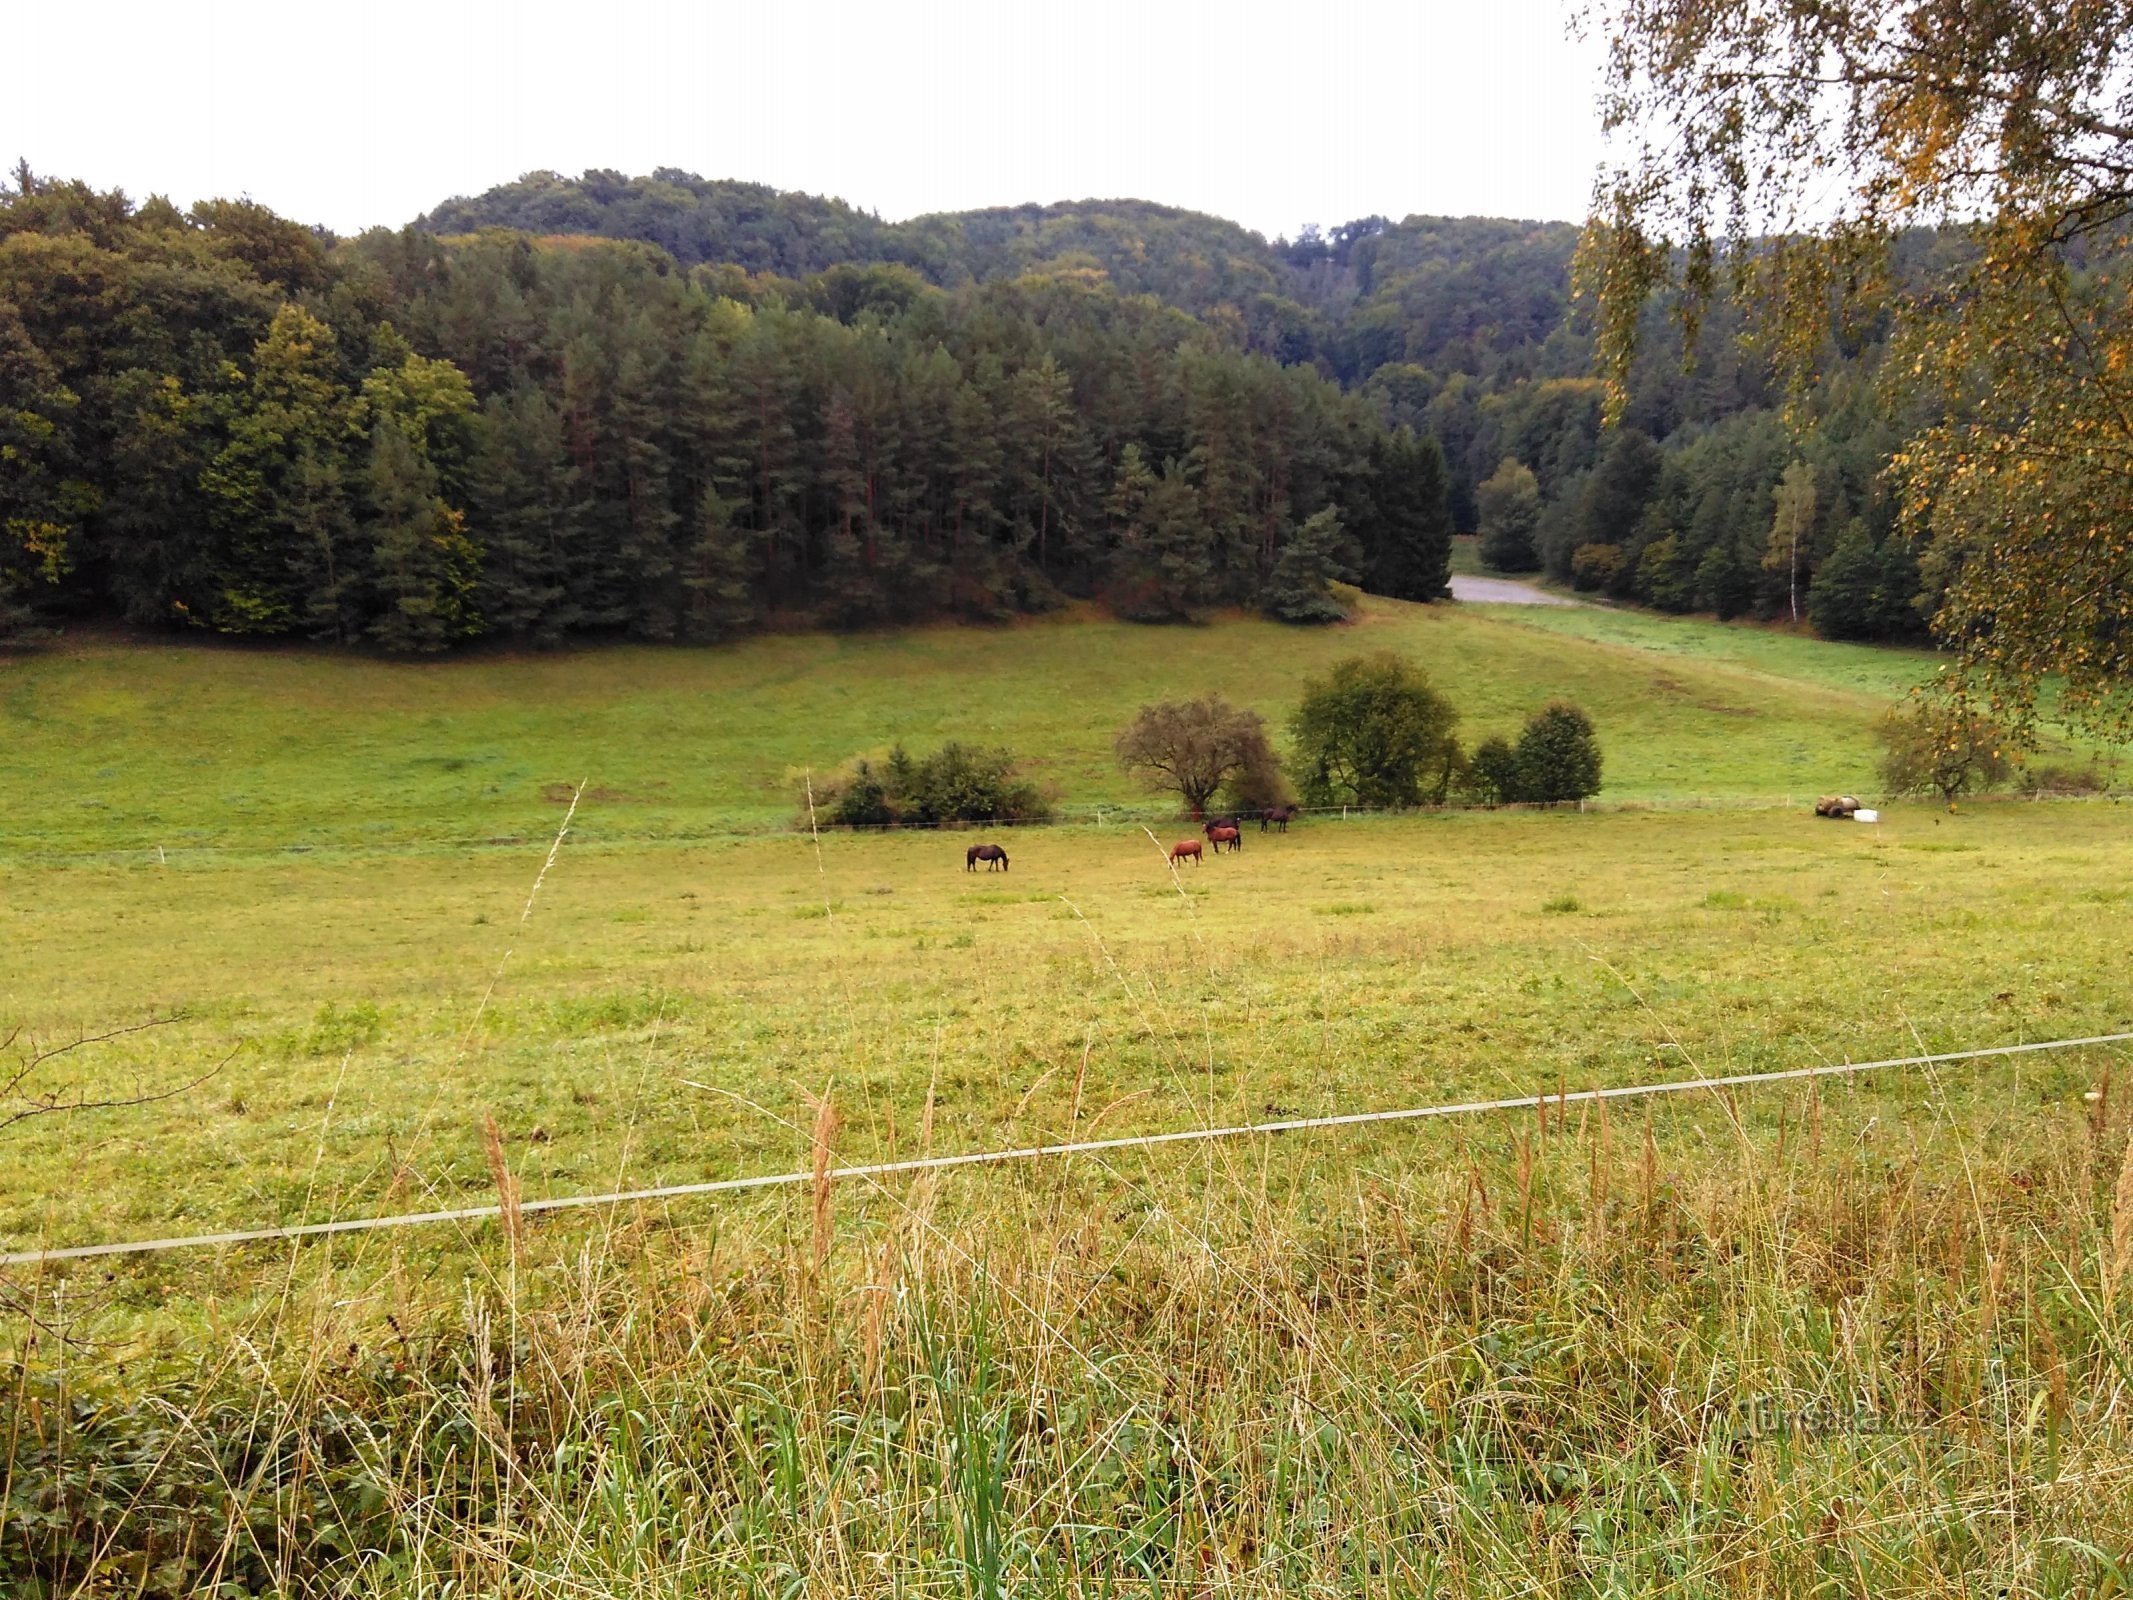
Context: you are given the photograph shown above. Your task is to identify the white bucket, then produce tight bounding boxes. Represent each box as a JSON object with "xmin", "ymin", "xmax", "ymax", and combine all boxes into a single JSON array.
[{"xmin": 1853, "ymin": 809, "xmax": 1879, "ymax": 823}]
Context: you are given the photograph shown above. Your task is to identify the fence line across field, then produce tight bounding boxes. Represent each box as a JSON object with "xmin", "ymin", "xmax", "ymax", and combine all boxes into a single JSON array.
[{"xmin": 5, "ymin": 1032, "xmax": 2127, "ymax": 1270}]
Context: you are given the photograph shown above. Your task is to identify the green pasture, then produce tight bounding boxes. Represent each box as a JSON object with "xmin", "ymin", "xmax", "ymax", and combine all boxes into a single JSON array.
[
  {"xmin": 0, "ymin": 595, "xmax": 1939, "ymax": 858},
  {"xmin": 4, "ymin": 797, "xmax": 2127, "ymax": 1261}
]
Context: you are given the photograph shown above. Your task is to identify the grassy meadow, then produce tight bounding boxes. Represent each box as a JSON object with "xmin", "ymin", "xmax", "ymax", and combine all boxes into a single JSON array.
[
  {"xmin": 2, "ymin": 593, "xmax": 1947, "ymax": 857},
  {"xmin": 4, "ymin": 603, "xmax": 2133, "ymax": 1597}
]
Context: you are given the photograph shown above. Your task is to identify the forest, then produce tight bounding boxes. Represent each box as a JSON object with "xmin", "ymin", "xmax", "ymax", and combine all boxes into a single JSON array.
[{"xmin": 3, "ymin": 163, "xmax": 1944, "ymax": 650}]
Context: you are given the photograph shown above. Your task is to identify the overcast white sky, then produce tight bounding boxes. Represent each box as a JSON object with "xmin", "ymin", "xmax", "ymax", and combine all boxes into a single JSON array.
[{"xmin": 10, "ymin": 0, "xmax": 1608, "ymax": 240}]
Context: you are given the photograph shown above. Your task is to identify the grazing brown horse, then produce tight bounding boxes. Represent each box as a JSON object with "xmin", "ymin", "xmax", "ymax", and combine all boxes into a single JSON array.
[
  {"xmin": 1170, "ymin": 839, "xmax": 1203, "ymax": 866},
  {"xmin": 966, "ymin": 843, "xmax": 1009, "ymax": 872},
  {"xmin": 1259, "ymin": 804, "xmax": 1299, "ymax": 833},
  {"xmin": 1204, "ymin": 822, "xmax": 1242, "ymax": 854}
]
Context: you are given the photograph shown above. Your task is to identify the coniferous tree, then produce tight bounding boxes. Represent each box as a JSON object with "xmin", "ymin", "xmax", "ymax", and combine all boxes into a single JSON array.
[
  {"xmin": 1354, "ymin": 426, "xmax": 1454, "ymax": 599},
  {"xmin": 470, "ymin": 386, "xmax": 579, "ymax": 642},
  {"xmin": 1262, "ymin": 508, "xmax": 1353, "ymax": 624}
]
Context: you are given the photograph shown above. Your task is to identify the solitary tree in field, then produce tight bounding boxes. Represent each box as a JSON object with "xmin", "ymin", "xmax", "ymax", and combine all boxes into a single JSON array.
[
  {"xmin": 1115, "ymin": 696, "xmax": 1281, "ymax": 817},
  {"xmin": 1878, "ymin": 701, "xmax": 2014, "ymax": 804},
  {"xmin": 1586, "ymin": 0, "xmax": 2133, "ymax": 742},
  {"xmin": 1289, "ymin": 653, "xmax": 1460, "ymax": 808}
]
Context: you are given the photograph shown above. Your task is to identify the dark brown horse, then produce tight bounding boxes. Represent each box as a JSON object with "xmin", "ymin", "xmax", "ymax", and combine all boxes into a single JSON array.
[
  {"xmin": 966, "ymin": 843, "xmax": 1009, "ymax": 872},
  {"xmin": 1170, "ymin": 839, "xmax": 1203, "ymax": 866},
  {"xmin": 1259, "ymin": 804, "xmax": 1299, "ymax": 833},
  {"xmin": 1204, "ymin": 822, "xmax": 1242, "ymax": 854}
]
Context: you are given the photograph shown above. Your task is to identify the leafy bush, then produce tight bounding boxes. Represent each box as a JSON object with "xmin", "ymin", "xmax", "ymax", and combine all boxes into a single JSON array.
[
  {"xmin": 812, "ymin": 742, "xmax": 1051, "ymax": 827},
  {"xmin": 1290, "ymin": 652, "xmax": 1460, "ymax": 807},
  {"xmin": 1466, "ymin": 734, "xmax": 1522, "ymax": 804}
]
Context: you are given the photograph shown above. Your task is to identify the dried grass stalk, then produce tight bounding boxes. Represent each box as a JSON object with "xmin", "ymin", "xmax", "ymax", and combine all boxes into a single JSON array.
[{"xmin": 482, "ymin": 1112, "xmax": 523, "ymax": 1263}]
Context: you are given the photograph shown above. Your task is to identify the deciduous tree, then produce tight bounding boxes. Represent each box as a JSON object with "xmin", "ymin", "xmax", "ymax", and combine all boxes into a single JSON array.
[
  {"xmin": 1115, "ymin": 695, "xmax": 1282, "ymax": 817},
  {"xmin": 1289, "ymin": 653, "xmax": 1459, "ymax": 808}
]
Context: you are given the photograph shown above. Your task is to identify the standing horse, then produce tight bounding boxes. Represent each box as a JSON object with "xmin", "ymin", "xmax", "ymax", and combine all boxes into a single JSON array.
[
  {"xmin": 966, "ymin": 843, "xmax": 1009, "ymax": 872},
  {"xmin": 1204, "ymin": 822, "xmax": 1242, "ymax": 854},
  {"xmin": 1259, "ymin": 804, "xmax": 1299, "ymax": 833},
  {"xmin": 1170, "ymin": 839, "xmax": 1203, "ymax": 866}
]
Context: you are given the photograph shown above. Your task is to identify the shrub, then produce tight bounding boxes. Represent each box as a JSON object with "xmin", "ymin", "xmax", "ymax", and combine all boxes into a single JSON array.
[
  {"xmin": 1290, "ymin": 652, "xmax": 1460, "ymax": 808},
  {"xmin": 810, "ymin": 742, "xmax": 1051, "ymax": 827},
  {"xmin": 1879, "ymin": 703, "xmax": 2014, "ymax": 803},
  {"xmin": 1466, "ymin": 734, "xmax": 1522, "ymax": 804},
  {"xmin": 829, "ymin": 760, "xmax": 894, "ymax": 826},
  {"xmin": 2018, "ymin": 757, "xmax": 2113, "ymax": 796}
]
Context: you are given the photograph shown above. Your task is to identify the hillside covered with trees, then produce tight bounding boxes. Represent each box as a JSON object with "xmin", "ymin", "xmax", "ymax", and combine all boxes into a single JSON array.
[{"xmin": 3, "ymin": 162, "xmax": 1981, "ymax": 651}]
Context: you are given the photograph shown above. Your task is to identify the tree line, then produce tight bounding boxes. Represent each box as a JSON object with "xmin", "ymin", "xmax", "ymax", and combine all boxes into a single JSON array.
[{"xmin": 0, "ymin": 167, "xmax": 1455, "ymax": 648}]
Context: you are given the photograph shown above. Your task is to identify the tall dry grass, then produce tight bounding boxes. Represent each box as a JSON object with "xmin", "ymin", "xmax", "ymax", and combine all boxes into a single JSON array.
[{"xmin": 7, "ymin": 1072, "xmax": 2133, "ymax": 1598}]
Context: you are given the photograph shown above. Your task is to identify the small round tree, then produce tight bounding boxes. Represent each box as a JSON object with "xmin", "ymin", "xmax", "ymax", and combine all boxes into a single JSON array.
[
  {"xmin": 1466, "ymin": 734, "xmax": 1522, "ymax": 804},
  {"xmin": 1116, "ymin": 696, "xmax": 1283, "ymax": 818},
  {"xmin": 1513, "ymin": 701, "xmax": 1603, "ymax": 803}
]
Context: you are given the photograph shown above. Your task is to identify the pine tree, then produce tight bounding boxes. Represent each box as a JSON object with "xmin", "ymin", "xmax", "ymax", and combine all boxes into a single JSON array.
[
  {"xmin": 1262, "ymin": 508, "xmax": 1353, "ymax": 624},
  {"xmin": 1109, "ymin": 451, "xmax": 1213, "ymax": 621},
  {"xmin": 469, "ymin": 386, "xmax": 580, "ymax": 644},
  {"xmin": 681, "ymin": 488, "xmax": 757, "ymax": 641}
]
